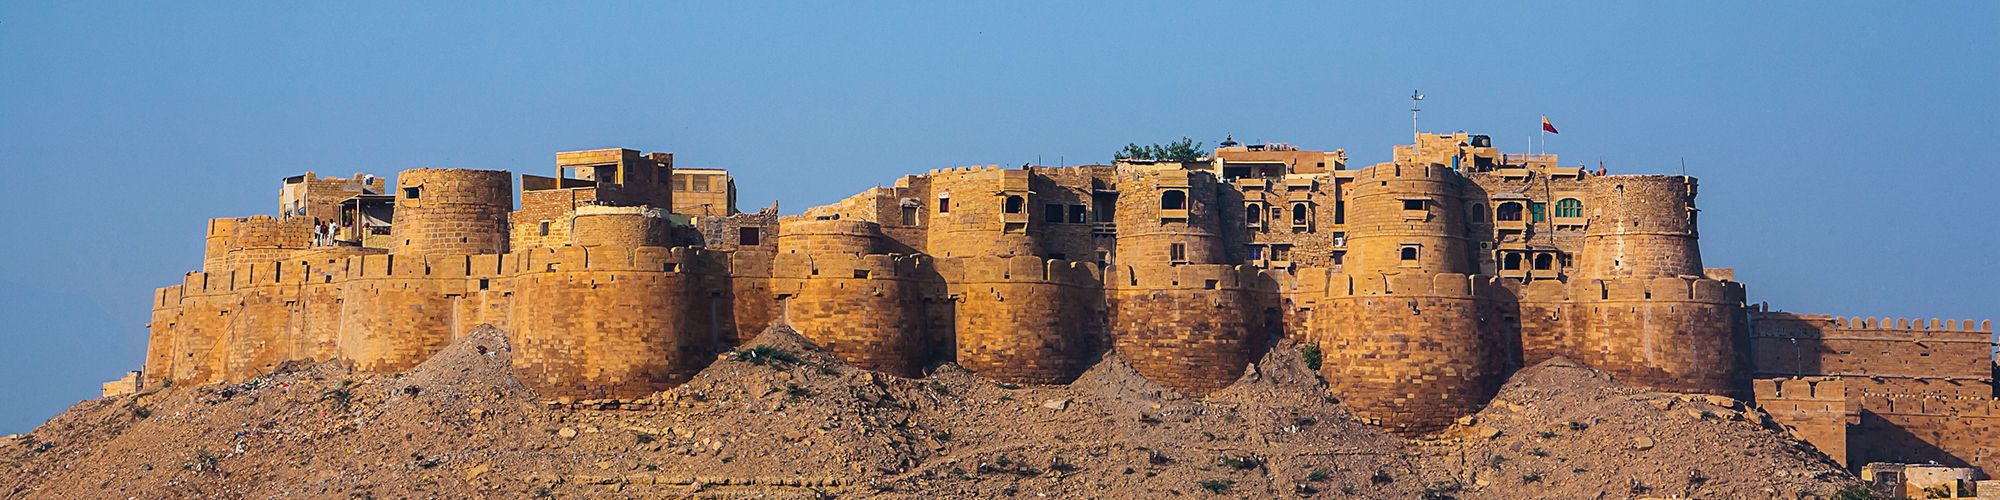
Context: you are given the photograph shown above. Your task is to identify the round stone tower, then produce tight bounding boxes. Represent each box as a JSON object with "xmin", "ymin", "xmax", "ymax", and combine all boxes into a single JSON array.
[
  {"xmin": 924, "ymin": 167, "xmax": 1041, "ymax": 258},
  {"xmin": 1341, "ymin": 163, "xmax": 1475, "ymax": 275},
  {"xmin": 1575, "ymin": 175, "xmax": 1703, "ymax": 280},
  {"xmin": 1112, "ymin": 167, "xmax": 1226, "ymax": 266},
  {"xmin": 776, "ymin": 218, "xmax": 883, "ymax": 256},
  {"xmin": 570, "ymin": 205, "xmax": 673, "ymax": 248},
  {"xmin": 388, "ymin": 168, "xmax": 512, "ymax": 256},
  {"xmin": 1314, "ymin": 273, "xmax": 1506, "ymax": 435}
]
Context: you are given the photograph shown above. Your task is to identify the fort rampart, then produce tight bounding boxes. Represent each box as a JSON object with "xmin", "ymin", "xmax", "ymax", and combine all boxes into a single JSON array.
[{"xmin": 133, "ymin": 142, "xmax": 1991, "ymax": 472}]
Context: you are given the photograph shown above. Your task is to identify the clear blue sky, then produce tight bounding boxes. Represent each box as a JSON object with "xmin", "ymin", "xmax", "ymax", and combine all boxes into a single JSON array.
[{"xmin": 1, "ymin": 2, "xmax": 1994, "ymax": 433}]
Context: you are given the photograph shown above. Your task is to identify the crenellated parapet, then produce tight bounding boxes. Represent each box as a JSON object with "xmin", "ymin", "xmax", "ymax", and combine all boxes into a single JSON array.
[
  {"xmin": 1314, "ymin": 272, "xmax": 1510, "ymax": 435},
  {"xmin": 1748, "ymin": 309, "xmax": 1993, "ymax": 398}
]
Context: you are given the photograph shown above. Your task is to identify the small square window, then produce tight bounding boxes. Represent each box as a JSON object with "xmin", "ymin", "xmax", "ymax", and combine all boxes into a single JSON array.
[
  {"xmin": 537, "ymin": 220, "xmax": 551, "ymax": 236},
  {"xmin": 1402, "ymin": 199, "xmax": 1425, "ymax": 211},
  {"xmin": 1045, "ymin": 204, "xmax": 1065, "ymax": 223},
  {"xmin": 403, "ymin": 186, "xmax": 421, "ymax": 199},
  {"xmin": 938, "ymin": 197, "xmax": 951, "ymax": 213},
  {"xmin": 738, "ymin": 227, "xmax": 760, "ymax": 246},
  {"xmin": 1169, "ymin": 243, "xmax": 1187, "ymax": 262}
]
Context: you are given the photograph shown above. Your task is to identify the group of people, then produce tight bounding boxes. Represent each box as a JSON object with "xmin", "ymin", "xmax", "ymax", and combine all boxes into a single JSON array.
[{"xmin": 311, "ymin": 220, "xmax": 340, "ymax": 247}]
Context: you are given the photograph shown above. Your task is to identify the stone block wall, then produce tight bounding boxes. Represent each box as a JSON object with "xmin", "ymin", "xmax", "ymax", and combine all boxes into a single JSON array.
[
  {"xmin": 507, "ymin": 246, "xmax": 726, "ymax": 399},
  {"xmin": 510, "ymin": 186, "xmax": 599, "ymax": 250},
  {"xmin": 946, "ymin": 255, "xmax": 1106, "ymax": 384},
  {"xmin": 1749, "ymin": 312, "xmax": 1993, "ymax": 397},
  {"xmin": 570, "ymin": 205, "xmax": 674, "ymax": 248},
  {"xmin": 389, "ymin": 168, "xmax": 512, "ymax": 256},
  {"xmin": 1850, "ymin": 397, "xmax": 2000, "ymax": 475},
  {"xmin": 772, "ymin": 252, "xmax": 935, "ymax": 377},
  {"xmin": 1314, "ymin": 272, "xmax": 1508, "ymax": 435},
  {"xmin": 204, "ymin": 215, "xmax": 313, "ymax": 272},
  {"xmin": 1566, "ymin": 276, "xmax": 1746, "ymax": 396},
  {"xmin": 1108, "ymin": 264, "xmax": 1281, "ymax": 395},
  {"xmin": 926, "ymin": 166, "xmax": 1041, "ymax": 258},
  {"xmin": 1113, "ymin": 167, "xmax": 1229, "ymax": 266},
  {"xmin": 1754, "ymin": 377, "xmax": 1853, "ymax": 466},
  {"xmin": 1340, "ymin": 164, "xmax": 1474, "ymax": 275},
  {"xmin": 1576, "ymin": 175, "xmax": 1702, "ymax": 280},
  {"xmin": 775, "ymin": 218, "xmax": 882, "ymax": 256}
]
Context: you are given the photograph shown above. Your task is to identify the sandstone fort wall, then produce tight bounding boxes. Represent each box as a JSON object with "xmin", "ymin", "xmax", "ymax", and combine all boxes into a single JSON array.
[
  {"xmin": 135, "ymin": 148, "xmax": 1992, "ymax": 472},
  {"xmin": 1314, "ymin": 273, "xmax": 1507, "ymax": 435},
  {"xmin": 947, "ymin": 256, "xmax": 1106, "ymax": 384},
  {"xmin": 1108, "ymin": 263, "xmax": 1281, "ymax": 395}
]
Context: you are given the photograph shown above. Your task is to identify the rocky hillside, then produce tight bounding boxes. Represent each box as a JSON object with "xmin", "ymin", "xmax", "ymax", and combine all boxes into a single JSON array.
[{"xmin": 2, "ymin": 325, "xmax": 1858, "ymax": 498}]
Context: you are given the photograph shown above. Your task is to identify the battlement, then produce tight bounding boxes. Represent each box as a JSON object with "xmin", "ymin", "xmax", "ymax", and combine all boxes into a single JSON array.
[
  {"xmin": 1352, "ymin": 162, "xmax": 1461, "ymax": 181},
  {"xmin": 1754, "ymin": 377, "xmax": 1848, "ymax": 401},
  {"xmin": 1750, "ymin": 311, "xmax": 1993, "ymax": 336},
  {"xmin": 510, "ymin": 245, "xmax": 722, "ymax": 275},
  {"xmin": 1321, "ymin": 272, "xmax": 1506, "ymax": 300},
  {"xmin": 772, "ymin": 252, "xmax": 935, "ymax": 281},
  {"xmin": 923, "ymin": 164, "xmax": 1006, "ymax": 176},
  {"xmin": 944, "ymin": 255, "xmax": 1102, "ymax": 287},
  {"xmin": 1107, "ymin": 263, "xmax": 1282, "ymax": 292},
  {"xmin": 1571, "ymin": 276, "xmax": 1744, "ymax": 303}
]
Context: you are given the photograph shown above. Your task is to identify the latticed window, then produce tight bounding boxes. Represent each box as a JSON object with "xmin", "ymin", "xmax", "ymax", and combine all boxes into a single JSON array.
[{"xmin": 1555, "ymin": 198, "xmax": 1583, "ymax": 218}]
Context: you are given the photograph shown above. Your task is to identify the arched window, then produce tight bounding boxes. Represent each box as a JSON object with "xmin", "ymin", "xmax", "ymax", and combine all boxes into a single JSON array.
[
  {"xmin": 1554, "ymin": 198, "xmax": 1583, "ymax": 218},
  {"xmin": 1503, "ymin": 253, "xmax": 1523, "ymax": 270},
  {"xmin": 1399, "ymin": 246, "xmax": 1419, "ymax": 261},
  {"xmin": 1161, "ymin": 190, "xmax": 1187, "ymax": 210},
  {"xmin": 1473, "ymin": 203, "xmax": 1487, "ymax": 221},
  {"xmin": 1292, "ymin": 204, "xmax": 1308, "ymax": 224},
  {"xmin": 1534, "ymin": 253, "xmax": 1554, "ymax": 270},
  {"xmin": 1246, "ymin": 205, "xmax": 1262, "ymax": 224},
  {"xmin": 1003, "ymin": 195, "xmax": 1025, "ymax": 214},
  {"xmin": 1496, "ymin": 202, "xmax": 1524, "ymax": 221}
]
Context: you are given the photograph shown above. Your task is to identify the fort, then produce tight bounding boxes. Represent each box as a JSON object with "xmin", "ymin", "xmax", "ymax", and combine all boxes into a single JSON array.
[{"xmin": 126, "ymin": 136, "xmax": 1991, "ymax": 475}]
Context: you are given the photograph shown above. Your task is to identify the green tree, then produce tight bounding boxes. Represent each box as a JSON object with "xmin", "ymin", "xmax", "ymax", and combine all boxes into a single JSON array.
[{"xmin": 1115, "ymin": 137, "xmax": 1206, "ymax": 162}]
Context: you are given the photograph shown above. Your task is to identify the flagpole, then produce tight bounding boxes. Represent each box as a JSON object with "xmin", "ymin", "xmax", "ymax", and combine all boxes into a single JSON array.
[{"xmin": 1538, "ymin": 116, "xmax": 1545, "ymax": 155}]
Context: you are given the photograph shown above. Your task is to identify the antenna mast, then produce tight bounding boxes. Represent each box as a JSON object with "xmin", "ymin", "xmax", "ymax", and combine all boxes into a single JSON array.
[{"xmin": 1410, "ymin": 90, "xmax": 1424, "ymax": 158}]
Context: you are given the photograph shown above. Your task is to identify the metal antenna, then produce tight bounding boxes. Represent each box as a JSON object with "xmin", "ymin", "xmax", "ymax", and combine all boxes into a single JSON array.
[{"xmin": 1410, "ymin": 90, "xmax": 1424, "ymax": 157}]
